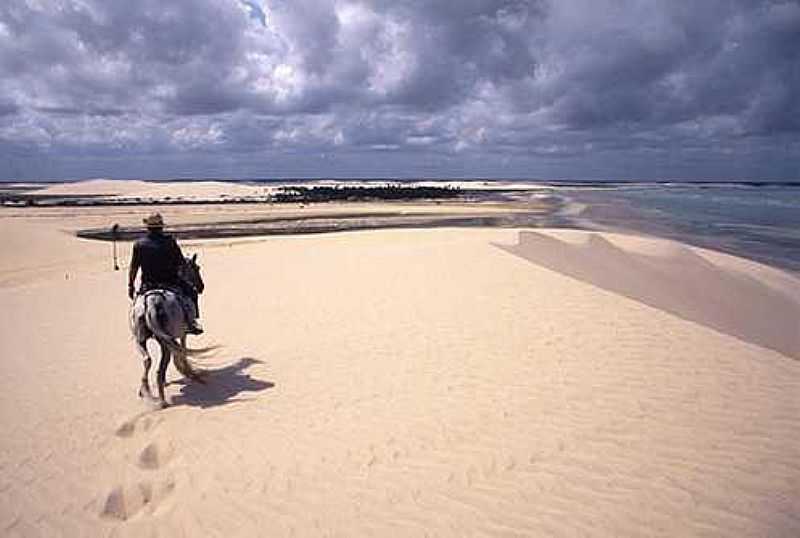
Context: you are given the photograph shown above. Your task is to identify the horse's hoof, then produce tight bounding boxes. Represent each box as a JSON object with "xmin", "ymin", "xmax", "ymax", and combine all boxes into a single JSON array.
[{"xmin": 158, "ymin": 401, "xmax": 169, "ymax": 409}]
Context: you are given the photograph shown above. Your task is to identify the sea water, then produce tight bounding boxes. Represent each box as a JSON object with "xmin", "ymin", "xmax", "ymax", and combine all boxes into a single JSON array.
[{"xmin": 556, "ymin": 182, "xmax": 800, "ymax": 273}]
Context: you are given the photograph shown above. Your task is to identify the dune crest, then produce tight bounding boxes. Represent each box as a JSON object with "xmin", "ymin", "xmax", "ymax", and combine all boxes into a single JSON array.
[{"xmin": 498, "ymin": 230, "xmax": 800, "ymax": 359}]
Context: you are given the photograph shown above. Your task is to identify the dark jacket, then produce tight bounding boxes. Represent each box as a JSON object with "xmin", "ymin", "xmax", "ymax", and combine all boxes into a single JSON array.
[{"xmin": 131, "ymin": 231, "xmax": 185, "ymax": 289}]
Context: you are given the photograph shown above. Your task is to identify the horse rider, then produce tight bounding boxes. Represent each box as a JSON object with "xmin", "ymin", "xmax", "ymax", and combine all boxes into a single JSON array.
[{"xmin": 127, "ymin": 213, "xmax": 204, "ymax": 335}]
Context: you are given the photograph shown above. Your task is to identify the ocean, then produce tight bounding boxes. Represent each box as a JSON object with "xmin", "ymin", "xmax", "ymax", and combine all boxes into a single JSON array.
[{"xmin": 547, "ymin": 182, "xmax": 800, "ymax": 273}]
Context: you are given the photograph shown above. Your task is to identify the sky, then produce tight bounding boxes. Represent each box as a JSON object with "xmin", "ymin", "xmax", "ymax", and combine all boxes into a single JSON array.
[{"xmin": 0, "ymin": 0, "xmax": 799, "ymax": 181}]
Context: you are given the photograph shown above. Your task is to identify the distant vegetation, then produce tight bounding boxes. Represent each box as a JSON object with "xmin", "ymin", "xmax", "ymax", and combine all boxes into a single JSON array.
[
  {"xmin": 1, "ymin": 184, "xmax": 463, "ymax": 207},
  {"xmin": 272, "ymin": 184, "xmax": 462, "ymax": 203}
]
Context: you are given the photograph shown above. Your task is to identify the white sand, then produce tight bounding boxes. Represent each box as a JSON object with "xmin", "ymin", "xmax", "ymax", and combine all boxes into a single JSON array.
[
  {"xmin": 1, "ymin": 183, "xmax": 799, "ymax": 537},
  {"xmin": 32, "ymin": 178, "xmax": 549, "ymax": 203},
  {"xmin": 36, "ymin": 178, "xmax": 268, "ymax": 200}
]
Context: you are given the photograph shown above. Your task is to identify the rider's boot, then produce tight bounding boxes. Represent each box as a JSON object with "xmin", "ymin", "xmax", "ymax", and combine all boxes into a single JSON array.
[
  {"xmin": 183, "ymin": 303, "xmax": 203, "ymax": 334},
  {"xmin": 186, "ymin": 291, "xmax": 203, "ymax": 334},
  {"xmin": 187, "ymin": 318, "xmax": 204, "ymax": 335}
]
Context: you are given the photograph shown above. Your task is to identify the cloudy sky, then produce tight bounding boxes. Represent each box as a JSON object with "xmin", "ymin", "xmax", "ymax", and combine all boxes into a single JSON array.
[{"xmin": 1, "ymin": 0, "xmax": 798, "ymax": 181}]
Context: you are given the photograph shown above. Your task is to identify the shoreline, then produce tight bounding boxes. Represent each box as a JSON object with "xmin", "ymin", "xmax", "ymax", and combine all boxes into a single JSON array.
[
  {"xmin": 73, "ymin": 203, "xmax": 575, "ymax": 242},
  {"xmin": 567, "ymin": 189, "xmax": 800, "ymax": 274},
  {"xmin": 2, "ymin": 178, "xmax": 798, "ymax": 274}
]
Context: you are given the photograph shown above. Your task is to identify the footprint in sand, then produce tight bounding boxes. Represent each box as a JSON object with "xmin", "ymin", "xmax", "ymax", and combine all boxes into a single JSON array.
[
  {"xmin": 100, "ymin": 478, "xmax": 176, "ymax": 521},
  {"xmin": 104, "ymin": 412, "xmax": 179, "ymax": 521},
  {"xmin": 115, "ymin": 413, "xmax": 162, "ymax": 438},
  {"xmin": 115, "ymin": 421, "xmax": 136, "ymax": 438},
  {"xmin": 138, "ymin": 441, "xmax": 174, "ymax": 470}
]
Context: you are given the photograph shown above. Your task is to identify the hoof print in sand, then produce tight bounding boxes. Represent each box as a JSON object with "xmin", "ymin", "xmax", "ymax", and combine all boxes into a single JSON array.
[
  {"xmin": 115, "ymin": 415, "xmax": 160, "ymax": 438},
  {"xmin": 115, "ymin": 422, "xmax": 136, "ymax": 438},
  {"xmin": 100, "ymin": 479, "xmax": 175, "ymax": 520},
  {"xmin": 138, "ymin": 441, "xmax": 174, "ymax": 470}
]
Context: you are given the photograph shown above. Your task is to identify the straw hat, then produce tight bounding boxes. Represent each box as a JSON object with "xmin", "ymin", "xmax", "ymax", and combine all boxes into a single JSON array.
[{"xmin": 143, "ymin": 213, "xmax": 165, "ymax": 228}]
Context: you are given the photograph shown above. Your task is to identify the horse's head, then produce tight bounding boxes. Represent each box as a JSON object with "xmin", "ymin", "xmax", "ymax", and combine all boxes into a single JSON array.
[{"xmin": 182, "ymin": 253, "xmax": 205, "ymax": 294}]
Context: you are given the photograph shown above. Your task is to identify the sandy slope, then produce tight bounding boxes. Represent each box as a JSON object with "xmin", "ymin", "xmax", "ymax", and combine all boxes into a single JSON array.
[
  {"xmin": 33, "ymin": 178, "xmax": 512, "ymax": 202},
  {"xmin": 35, "ymin": 178, "xmax": 268, "ymax": 199},
  {"xmin": 33, "ymin": 179, "xmax": 537, "ymax": 199},
  {"xmin": 1, "ymin": 200, "xmax": 799, "ymax": 537}
]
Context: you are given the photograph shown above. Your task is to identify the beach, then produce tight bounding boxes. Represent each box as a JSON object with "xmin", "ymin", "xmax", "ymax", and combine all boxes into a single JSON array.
[{"xmin": 1, "ymin": 181, "xmax": 800, "ymax": 537}]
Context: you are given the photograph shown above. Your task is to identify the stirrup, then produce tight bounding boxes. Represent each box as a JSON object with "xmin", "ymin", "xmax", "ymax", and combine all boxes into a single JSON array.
[{"xmin": 187, "ymin": 320, "xmax": 204, "ymax": 335}]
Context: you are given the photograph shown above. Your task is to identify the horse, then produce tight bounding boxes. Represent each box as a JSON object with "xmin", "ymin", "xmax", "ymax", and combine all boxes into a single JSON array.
[{"xmin": 129, "ymin": 254, "xmax": 214, "ymax": 408}]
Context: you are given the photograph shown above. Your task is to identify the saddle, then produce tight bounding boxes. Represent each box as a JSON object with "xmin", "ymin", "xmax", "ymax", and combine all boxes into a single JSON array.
[{"xmin": 137, "ymin": 285, "xmax": 197, "ymax": 321}]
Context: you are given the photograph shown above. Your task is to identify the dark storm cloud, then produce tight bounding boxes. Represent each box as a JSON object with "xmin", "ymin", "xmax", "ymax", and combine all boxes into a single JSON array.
[
  {"xmin": 0, "ymin": 0, "xmax": 798, "ymax": 180},
  {"xmin": 0, "ymin": 99, "xmax": 18, "ymax": 117},
  {"xmin": 545, "ymin": 1, "xmax": 800, "ymax": 137}
]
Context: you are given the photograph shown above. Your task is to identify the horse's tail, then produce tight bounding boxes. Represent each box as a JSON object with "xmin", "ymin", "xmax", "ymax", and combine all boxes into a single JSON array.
[
  {"xmin": 143, "ymin": 295, "xmax": 215, "ymax": 383},
  {"xmin": 172, "ymin": 352, "xmax": 203, "ymax": 382}
]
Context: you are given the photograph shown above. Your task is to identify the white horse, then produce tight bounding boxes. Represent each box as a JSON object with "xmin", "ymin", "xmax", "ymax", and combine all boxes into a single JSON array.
[{"xmin": 129, "ymin": 254, "xmax": 214, "ymax": 408}]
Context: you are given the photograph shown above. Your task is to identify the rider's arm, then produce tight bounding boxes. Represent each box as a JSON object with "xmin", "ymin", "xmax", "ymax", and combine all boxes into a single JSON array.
[
  {"xmin": 170, "ymin": 237, "xmax": 186, "ymax": 268},
  {"xmin": 128, "ymin": 243, "xmax": 140, "ymax": 297}
]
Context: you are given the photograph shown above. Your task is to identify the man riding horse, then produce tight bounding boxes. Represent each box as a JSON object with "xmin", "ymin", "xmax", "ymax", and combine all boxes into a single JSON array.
[{"xmin": 128, "ymin": 213, "xmax": 204, "ymax": 335}]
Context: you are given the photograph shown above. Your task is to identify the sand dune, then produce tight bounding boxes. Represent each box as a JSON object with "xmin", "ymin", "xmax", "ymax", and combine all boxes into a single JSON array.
[
  {"xmin": 117, "ymin": 180, "xmax": 269, "ymax": 200},
  {"xmin": 37, "ymin": 178, "xmax": 267, "ymax": 199},
  {"xmin": 500, "ymin": 230, "xmax": 800, "ymax": 359},
  {"xmin": 37, "ymin": 178, "xmax": 154, "ymax": 196},
  {"xmin": 33, "ymin": 178, "xmax": 544, "ymax": 203},
  {"xmin": 1, "ymin": 201, "xmax": 799, "ymax": 537}
]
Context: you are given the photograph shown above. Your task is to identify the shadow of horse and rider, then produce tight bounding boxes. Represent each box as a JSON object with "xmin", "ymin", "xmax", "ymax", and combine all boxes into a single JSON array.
[
  {"xmin": 115, "ymin": 357, "xmax": 273, "ymax": 437},
  {"xmin": 168, "ymin": 357, "xmax": 274, "ymax": 409}
]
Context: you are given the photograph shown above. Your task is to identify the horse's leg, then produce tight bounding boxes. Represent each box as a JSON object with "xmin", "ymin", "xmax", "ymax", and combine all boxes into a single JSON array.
[
  {"xmin": 136, "ymin": 338, "xmax": 153, "ymax": 398},
  {"xmin": 156, "ymin": 340, "xmax": 171, "ymax": 408},
  {"xmin": 178, "ymin": 335, "xmax": 188, "ymax": 377},
  {"xmin": 177, "ymin": 334, "xmax": 206, "ymax": 383}
]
